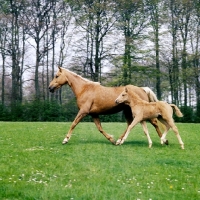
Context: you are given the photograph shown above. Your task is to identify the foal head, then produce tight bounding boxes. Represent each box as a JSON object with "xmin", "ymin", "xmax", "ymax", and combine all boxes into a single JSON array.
[
  {"xmin": 49, "ymin": 66, "xmax": 67, "ymax": 93},
  {"xmin": 115, "ymin": 87, "xmax": 129, "ymax": 104}
]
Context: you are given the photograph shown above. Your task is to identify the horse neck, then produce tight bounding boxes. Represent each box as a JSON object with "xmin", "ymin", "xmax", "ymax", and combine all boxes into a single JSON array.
[{"xmin": 65, "ymin": 70, "xmax": 87, "ymax": 96}]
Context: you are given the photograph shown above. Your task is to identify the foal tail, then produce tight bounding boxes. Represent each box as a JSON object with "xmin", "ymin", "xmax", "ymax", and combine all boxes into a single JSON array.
[
  {"xmin": 142, "ymin": 87, "xmax": 158, "ymax": 102},
  {"xmin": 170, "ymin": 104, "xmax": 183, "ymax": 117}
]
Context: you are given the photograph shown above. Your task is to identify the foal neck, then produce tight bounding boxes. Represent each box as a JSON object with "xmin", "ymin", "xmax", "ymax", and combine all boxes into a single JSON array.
[{"xmin": 128, "ymin": 91, "xmax": 145, "ymax": 105}]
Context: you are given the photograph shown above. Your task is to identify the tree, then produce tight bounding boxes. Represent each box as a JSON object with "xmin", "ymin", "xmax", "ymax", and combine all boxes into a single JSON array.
[
  {"xmin": 115, "ymin": 0, "xmax": 148, "ymax": 85},
  {"xmin": 190, "ymin": 0, "xmax": 200, "ymax": 120},
  {"xmin": 147, "ymin": 0, "xmax": 163, "ymax": 99},
  {"xmin": 9, "ymin": 0, "xmax": 25, "ymax": 107},
  {"xmin": 68, "ymin": 0, "xmax": 117, "ymax": 82},
  {"xmin": 0, "ymin": 16, "xmax": 8, "ymax": 105},
  {"xmin": 22, "ymin": 0, "xmax": 54, "ymax": 99},
  {"xmin": 166, "ymin": 0, "xmax": 181, "ymax": 105},
  {"xmin": 178, "ymin": 0, "xmax": 193, "ymax": 106}
]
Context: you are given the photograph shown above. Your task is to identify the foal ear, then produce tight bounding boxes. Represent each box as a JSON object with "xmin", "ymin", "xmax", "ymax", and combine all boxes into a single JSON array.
[{"xmin": 58, "ymin": 66, "xmax": 62, "ymax": 72}]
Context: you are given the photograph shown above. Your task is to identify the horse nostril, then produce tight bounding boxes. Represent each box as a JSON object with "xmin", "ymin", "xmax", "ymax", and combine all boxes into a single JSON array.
[{"xmin": 49, "ymin": 86, "xmax": 54, "ymax": 93}]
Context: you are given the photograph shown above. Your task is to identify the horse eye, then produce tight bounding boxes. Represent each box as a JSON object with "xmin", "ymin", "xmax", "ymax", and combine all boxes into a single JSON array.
[{"xmin": 55, "ymin": 75, "xmax": 59, "ymax": 78}]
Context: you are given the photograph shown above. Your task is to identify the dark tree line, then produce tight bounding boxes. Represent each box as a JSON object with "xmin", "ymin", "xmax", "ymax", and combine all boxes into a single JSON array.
[{"xmin": 0, "ymin": 0, "xmax": 200, "ymax": 122}]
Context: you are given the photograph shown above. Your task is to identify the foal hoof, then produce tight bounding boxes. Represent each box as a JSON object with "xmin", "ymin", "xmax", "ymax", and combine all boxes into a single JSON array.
[
  {"xmin": 115, "ymin": 139, "xmax": 123, "ymax": 145},
  {"xmin": 164, "ymin": 140, "xmax": 169, "ymax": 145},
  {"xmin": 62, "ymin": 138, "xmax": 68, "ymax": 145},
  {"xmin": 181, "ymin": 144, "xmax": 184, "ymax": 150}
]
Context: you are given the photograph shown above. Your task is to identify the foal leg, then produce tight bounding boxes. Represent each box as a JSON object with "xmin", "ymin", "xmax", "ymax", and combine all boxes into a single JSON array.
[
  {"xmin": 116, "ymin": 117, "xmax": 141, "ymax": 145},
  {"xmin": 62, "ymin": 110, "xmax": 87, "ymax": 144},
  {"xmin": 141, "ymin": 121, "xmax": 152, "ymax": 148},
  {"xmin": 157, "ymin": 118, "xmax": 170, "ymax": 145},
  {"xmin": 92, "ymin": 115, "xmax": 115, "ymax": 144},
  {"xmin": 149, "ymin": 118, "xmax": 168, "ymax": 145},
  {"xmin": 116, "ymin": 108, "xmax": 133, "ymax": 145},
  {"xmin": 166, "ymin": 119, "xmax": 184, "ymax": 149}
]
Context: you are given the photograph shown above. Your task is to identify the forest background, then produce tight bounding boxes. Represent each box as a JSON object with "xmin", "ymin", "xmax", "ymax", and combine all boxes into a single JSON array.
[{"xmin": 0, "ymin": 0, "xmax": 199, "ymax": 122}]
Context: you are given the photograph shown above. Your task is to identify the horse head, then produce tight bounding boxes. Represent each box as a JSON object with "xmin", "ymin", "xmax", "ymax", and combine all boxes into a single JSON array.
[
  {"xmin": 49, "ymin": 66, "xmax": 68, "ymax": 93},
  {"xmin": 115, "ymin": 87, "xmax": 129, "ymax": 104}
]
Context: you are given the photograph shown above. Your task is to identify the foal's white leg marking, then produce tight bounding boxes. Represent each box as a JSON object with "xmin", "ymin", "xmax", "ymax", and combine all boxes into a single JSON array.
[
  {"xmin": 62, "ymin": 137, "xmax": 69, "ymax": 144},
  {"xmin": 141, "ymin": 121, "xmax": 152, "ymax": 148},
  {"xmin": 157, "ymin": 118, "xmax": 170, "ymax": 145},
  {"xmin": 116, "ymin": 131, "xmax": 130, "ymax": 145},
  {"xmin": 161, "ymin": 131, "xmax": 168, "ymax": 145},
  {"xmin": 170, "ymin": 125, "xmax": 184, "ymax": 149}
]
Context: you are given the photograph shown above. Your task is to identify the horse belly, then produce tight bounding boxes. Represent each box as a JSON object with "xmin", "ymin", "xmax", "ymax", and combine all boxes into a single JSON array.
[{"xmin": 90, "ymin": 102, "xmax": 125, "ymax": 115}]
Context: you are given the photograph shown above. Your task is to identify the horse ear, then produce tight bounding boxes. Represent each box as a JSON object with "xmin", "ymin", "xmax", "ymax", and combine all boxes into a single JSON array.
[{"xmin": 58, "ymin": 66, "xmax": 62, "ymax": 72}]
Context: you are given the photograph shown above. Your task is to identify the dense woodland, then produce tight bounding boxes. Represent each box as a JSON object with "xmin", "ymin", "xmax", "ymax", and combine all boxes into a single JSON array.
[{"xmin": 0, "ymin": 0, "xmax": 200, "ymax": 122}]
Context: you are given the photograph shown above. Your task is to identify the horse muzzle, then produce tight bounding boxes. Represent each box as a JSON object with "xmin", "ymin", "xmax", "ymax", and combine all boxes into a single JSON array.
[{"xmin": 49, "ymin": 86, "xmax": 55, "ymax": 93}]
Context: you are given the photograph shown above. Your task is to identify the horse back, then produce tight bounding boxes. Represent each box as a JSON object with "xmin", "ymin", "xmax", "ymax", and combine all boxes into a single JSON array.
[{"xmin": 77, "ymin": 84, "xmax": 149, "ymax": 115}]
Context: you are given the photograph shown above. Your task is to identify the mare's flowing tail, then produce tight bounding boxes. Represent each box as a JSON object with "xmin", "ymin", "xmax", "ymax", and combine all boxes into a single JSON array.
[
  {"xmin": 142, "ymin": 87, "xmax": 158, "ymax": 102},
  {"xmin": 170, "ymin": 104, "xmax": 183, "ymax": 117}
]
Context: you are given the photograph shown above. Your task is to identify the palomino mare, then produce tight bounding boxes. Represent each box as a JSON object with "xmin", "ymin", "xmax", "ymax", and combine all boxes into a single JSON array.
[
  {"xmin": 115, "ymin": 85, "xmax": 184, "ymax": 149},
  {"xmin": 49, "ymin": 67, "xmax": 166, "ymax": 145}
]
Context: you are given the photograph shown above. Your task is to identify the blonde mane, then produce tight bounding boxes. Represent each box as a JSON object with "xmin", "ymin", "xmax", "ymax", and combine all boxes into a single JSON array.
[{"xmin": 65, "ymin": 69, "xmax": 100, "ymax": 85}]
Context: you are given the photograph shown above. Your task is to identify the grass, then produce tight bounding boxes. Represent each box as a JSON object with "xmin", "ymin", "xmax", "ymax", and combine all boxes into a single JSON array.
[{"xmin": 0, "ymin": 121, "xmax": 200, "ymax": 200}]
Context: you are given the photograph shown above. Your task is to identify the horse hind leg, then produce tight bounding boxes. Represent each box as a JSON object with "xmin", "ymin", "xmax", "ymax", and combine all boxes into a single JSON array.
[
  {"xmin": 92, "ymin": 116, "xmax": 115, "ymax": 144},
  {"xmin": 141, "ymin": 121, "xmax": 152, "ymax": 148}
]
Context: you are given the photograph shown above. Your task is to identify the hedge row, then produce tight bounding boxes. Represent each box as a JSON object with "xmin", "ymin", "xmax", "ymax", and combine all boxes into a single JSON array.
[
  {"xmin": 0, "ymin": 101, "xmax": 199, "ymax": 123},
  {"xmin": 0, "ymin": 100, "xmax": 123, "ymax": 122}
]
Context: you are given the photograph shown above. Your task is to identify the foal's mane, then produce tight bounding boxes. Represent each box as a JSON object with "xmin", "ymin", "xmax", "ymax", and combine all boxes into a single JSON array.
[
  {"xmin": 127, "ymin": 86, "xmax": 145, "ymax": 102},
  {"xmin": 65, "ymin": 68, "xmax": 100, "ymax": 85}
]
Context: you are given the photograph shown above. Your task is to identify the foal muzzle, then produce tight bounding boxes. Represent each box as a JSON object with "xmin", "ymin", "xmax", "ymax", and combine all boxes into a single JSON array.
[{"xmin": 115, "ymin": 99, "xmax": 119, "ymax": 104}]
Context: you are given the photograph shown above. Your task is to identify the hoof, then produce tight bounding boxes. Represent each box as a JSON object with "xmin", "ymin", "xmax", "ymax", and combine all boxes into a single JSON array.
[
  {"xmin": 108, "ymin": 136, "xmax": 115, "ymax": 145},
  {"xmin": 110, "ymin": 139, "xmax": 116, "ymax": 145},
  {"xmin": 115, "ymin": 139, "xmax": 123, "ymax": 145},
  {"xmin": 62, "ymin": 138, "xmax": 68, "ymax": 145},
  {"xmin": 164, "ymin": 140, "xmax": 169, "ymax": 145}
]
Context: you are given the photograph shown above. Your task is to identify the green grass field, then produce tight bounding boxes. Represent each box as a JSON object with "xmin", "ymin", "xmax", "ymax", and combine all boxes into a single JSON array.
[{"xmin": 0, "ymin": 122, "xmax": 200, "ymax": 200}]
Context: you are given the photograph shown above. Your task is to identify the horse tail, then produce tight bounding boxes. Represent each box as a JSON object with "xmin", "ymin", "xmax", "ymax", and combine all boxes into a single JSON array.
[
  {"xmin": 142, "ymin": 87, "xmax": 158, "ymax": 102},
  {"xmin": 170, "ymin": 104, "xmax": 183, "ymax": 117}
]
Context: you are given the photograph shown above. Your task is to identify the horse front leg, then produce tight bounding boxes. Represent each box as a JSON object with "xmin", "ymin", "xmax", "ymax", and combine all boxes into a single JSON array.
[
  {"xmin": 62, "ymin": 111, "xmax": 87, "ymax": 144},
  {"xmin": 92, "ymin": 115, "xmax": 115, "ymax": 144}
]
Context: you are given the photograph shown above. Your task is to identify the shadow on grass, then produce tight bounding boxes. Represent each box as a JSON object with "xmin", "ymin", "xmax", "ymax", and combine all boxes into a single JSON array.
[{"xmin": 74, "ymin": 138, "xmax": 165, "ymax": 148}]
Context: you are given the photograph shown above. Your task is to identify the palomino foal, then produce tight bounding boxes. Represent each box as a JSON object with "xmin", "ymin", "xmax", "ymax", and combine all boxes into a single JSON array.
[{"xmin": 115, "ymin": 85, "xmax": 184, "ymax": 149}]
